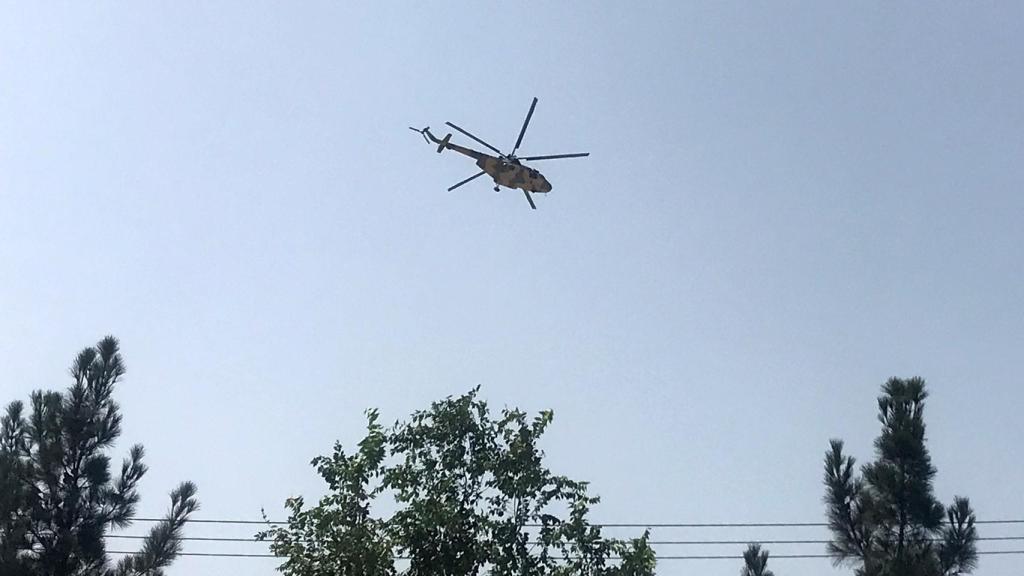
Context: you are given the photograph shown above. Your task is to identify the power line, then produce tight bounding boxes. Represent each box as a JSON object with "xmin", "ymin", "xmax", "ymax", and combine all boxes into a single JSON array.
[
  {"xmin": 104, "ymin": 535, "xmax": 1024, "ymax": 545},
  {"xmin": 89, "ymin": 516, "xmax": 1024, "ymax": 564},
  {"xmin": 130, "ymin": 517, "xmax": 1024, "ymax": 527},
  {"xmin": 101, "ymin": 550, "xmax": 1024, "ymax": 561},
  {"xmin": 586, "ymin": 520, "xmax": 1024, "ymax": 528},
  {"xmin": 108, "ymin": 551, "xmax": 278, "ymax": 558}
]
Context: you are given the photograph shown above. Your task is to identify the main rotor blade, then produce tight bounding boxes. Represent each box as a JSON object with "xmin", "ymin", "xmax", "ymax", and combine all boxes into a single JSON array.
[
  {"xmin": 444, "ymin": 122, "xmax": 502, "ymax": 155},
  {"xmin": 512, "ymin": 97, "xmax": 538, "ymax": 155},
  {"xmin": 519, "ymin": 152, "xmax": 590, "ymax": 161},
  {"xmin": 523, "ymin": 189, "xmax": 537, "ymax": 210},
  {"xmin": 447, "ymin": 170, "xmax": 486, "ymax": 192}
]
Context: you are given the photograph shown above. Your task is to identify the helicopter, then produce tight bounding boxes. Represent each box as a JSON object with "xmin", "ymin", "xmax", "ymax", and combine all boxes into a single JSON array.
[{"xmin": 410, "ymin": 97, "xmax": 589, "ymax": 210}]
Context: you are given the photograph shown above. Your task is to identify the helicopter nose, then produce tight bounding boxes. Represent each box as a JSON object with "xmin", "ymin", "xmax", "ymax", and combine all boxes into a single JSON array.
[{"xmin": 540, "ymin": 179, "xmax": 552, "ymax": 192}]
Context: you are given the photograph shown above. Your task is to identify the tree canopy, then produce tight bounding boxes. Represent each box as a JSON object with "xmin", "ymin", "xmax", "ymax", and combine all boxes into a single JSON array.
[
  {"xmin": 259, "ymin": 388, "xmax": 656, "ymax": 576},
  {"xmin": 0, "ymin": 336, "xmax": 199, "ymax": 576},
  {"xmin": 823, "ymin": 377, "xmax": 977, "ymax": 576}
]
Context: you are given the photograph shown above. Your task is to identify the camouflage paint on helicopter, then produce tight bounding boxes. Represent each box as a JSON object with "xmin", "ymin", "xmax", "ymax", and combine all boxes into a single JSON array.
[
  {"xmin": 419, "ymin": 128, "xmax": 552, "ymax": 194},
  {"xmin": 410, "ymin": 97, "xmax": 588, "ymax": 210}
]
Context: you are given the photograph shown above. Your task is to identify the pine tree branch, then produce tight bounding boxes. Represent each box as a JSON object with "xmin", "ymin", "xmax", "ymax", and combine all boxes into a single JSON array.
[
  {"xmin": 108, "ymin": 482, "xmax": 199, "ymax": 576},
  {"xmin": 939, "ymin": 497, "xmax": 978, "ymax": 576}
]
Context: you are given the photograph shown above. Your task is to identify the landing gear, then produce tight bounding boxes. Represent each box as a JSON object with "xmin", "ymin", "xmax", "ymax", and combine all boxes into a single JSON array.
[{"xmin": 494, "ymin": 185, "xmax": 500, "ymax": 192}]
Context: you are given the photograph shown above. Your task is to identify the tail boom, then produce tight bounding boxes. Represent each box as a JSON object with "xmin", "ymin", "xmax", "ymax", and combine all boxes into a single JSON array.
[{"xmin": 409, "ymin": 126, "xmax": 486, "ymax": 160}]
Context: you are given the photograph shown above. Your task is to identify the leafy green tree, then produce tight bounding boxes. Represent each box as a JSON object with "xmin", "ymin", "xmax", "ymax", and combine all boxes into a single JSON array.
[
  {"xmin": 0, "ymin": 336, "xmax": 199, "ymax": 576},
  {"xmin": 741, "ymin": 543, "xmax": 774, "ymax": 576},
  {"xmin": 823, "ymin": 377, "xmax": 977, "ymax": 576},
  {"xmin": 260, "ymin": 388, "xmax": 656, "ymax": 576}
]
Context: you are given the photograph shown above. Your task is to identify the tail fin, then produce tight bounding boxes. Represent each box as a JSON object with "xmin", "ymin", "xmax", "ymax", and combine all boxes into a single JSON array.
[{"xmin": 436, "ymin": 133, "xmax": 452, "ymax": 154}]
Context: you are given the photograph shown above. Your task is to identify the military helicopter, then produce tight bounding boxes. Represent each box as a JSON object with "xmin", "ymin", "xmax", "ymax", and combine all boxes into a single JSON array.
[{"xmin": 410, "ymin": 97, "xmax": 589, "ymax": 210}]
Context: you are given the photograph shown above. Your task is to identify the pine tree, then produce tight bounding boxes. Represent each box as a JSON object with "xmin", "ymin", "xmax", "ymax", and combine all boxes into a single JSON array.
[
  {"xmin": 0, "ymin": 336, "xmax": 199, "ymax": 576},
  {"xmin": 741, "ymin": 543, "xmax": 774, "ymax": 576},
  {"xmin": 823, "ymin": 377, "xmax": 977, "ymax": 576}
]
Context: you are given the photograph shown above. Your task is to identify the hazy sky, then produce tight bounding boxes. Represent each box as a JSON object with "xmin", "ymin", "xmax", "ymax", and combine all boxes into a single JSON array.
[{"xmin": 2, "ymin": 2, "xmax": 1023, "ymax": 575}]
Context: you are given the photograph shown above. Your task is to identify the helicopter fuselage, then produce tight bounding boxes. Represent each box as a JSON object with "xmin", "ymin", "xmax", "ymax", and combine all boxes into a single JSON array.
[
  {"xmin": 426, "ymin": 130, "xmax": 552, "ymax": 193},
  {"xmin": 476, "ymin": 155, "xmax": 552, "ymax": 193}
]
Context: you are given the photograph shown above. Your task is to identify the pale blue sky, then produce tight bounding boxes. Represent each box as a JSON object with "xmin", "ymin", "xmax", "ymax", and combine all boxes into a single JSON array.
[{"xmin": 2, "ymin": 2, "xmax": 1023, "ymax": 575}]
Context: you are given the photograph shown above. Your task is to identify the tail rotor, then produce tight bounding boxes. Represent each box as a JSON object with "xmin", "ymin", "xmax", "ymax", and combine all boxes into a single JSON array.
[{"xmin": 408, "ymin": 126, "xmax": 430, "ymax": 144}]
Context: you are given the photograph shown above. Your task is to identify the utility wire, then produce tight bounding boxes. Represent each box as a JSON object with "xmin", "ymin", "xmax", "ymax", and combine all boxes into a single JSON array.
[
  {"xmin": 101, "ymin": 550, "xmax": 1024, "ymax": 561},
  {"xmin": 104, "ymin": 535, "xmax": 1024, "ymax": 545},
  {"xmin": 130, "ymin": 517, "xmax": 1024, "ymax": 527}
]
